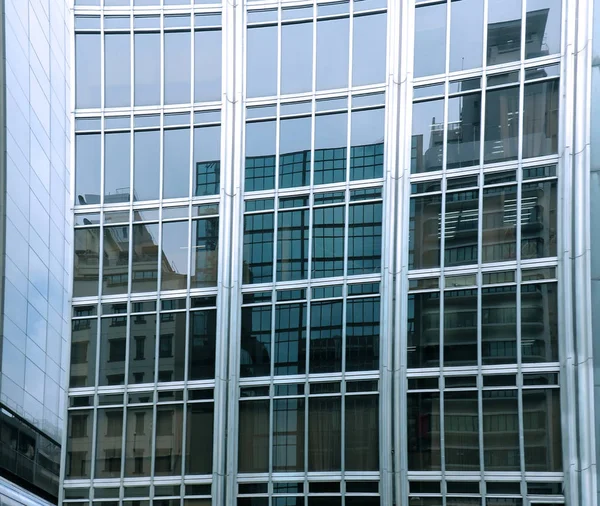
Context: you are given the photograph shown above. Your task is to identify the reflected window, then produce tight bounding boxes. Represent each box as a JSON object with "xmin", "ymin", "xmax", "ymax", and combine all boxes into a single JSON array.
[
  {"xmin": 189, "ymin": 309, "xmax": 217, "ymax": 380},
  {"xmin": 99, "ymin": 317, "xmax": 126, "ymax": 386},
  {"xmin": 191, "ymin": 217, "xmax": 219, "ymax": 287},
  {"xmin": 247, "ymin": 26, "xmax": 277, "ymax": 98},
  {"xmin": 407, "ymin": 392, "xmax": 441, "ymax": 471},
  {"xmin": 195, "ymin": 29, "xmax": 222, "ymax": 102},
  {"xmin": 70, "ymin": 318, "xmax": 97, "ymax": 388},
  {"xmin": 444, "ymin": 289, "xmax": 477, "ymax": 366},
  {"xmin": 124, "ymin": 407, "xmax": 153, "ymax": 476},
  {"xmin": 105, "ymin": 33, "xmax": 131, "ymax": 107},
  {"xmin": 409, "ymin": 193, "xmax": 441, "ymax": 270},
  {"xmin": 483, "ymin": 184, "xmax": 518, "ymax": 263},
  {"xmin": 75, "ymin": 134, "xmax": 101, "ymax": 205},
  {"xmin": 129, "ymin": 313, "xmax": 156, "ymax": 384},
  {"xmin": 445, "ymin": 189, "xmax": 479, "ymax": 267},
  {"xmin": 186, "ymin": 403, "xmax": 214, "ymax": 474},
  {"xmin": 245, "ymin": 121, "xmax": 276, "ymax": 192},
  {"xmin": 243, "ymin": 212, "xmax": 274, "ymax": 284},
  {"xmin": 134, "ymin": 130, "xmax": 160, "ymax": 201},
  {"xmin": 238, "ymin": 400, "xmax": 270, "ymax": 472},
  {"xmin": 74, "ymin": 227, "xmax": 101, "ymax": 297},
  {"xmin": 446, "ymin": 93, "xmax": 481, "ymax": 170},
  {"xmin": 95, "ymin": 409, "xmax": 123, "ymax": 478},
  {"xmin": 104, "ymin": 132, "xmax": 131, "ymax": 204},
  {"xmin": 165, "ymin": 32, "xmax": 191, "ymax": 105},
  {"xmin": 131, "ymin": 223, "xmax": 159, "ymax": 294},
  {"xmin": 414, "ymin": 3, "xmax": 446, "ymax": 77},
  {"xmin": 281, "ymin": 22, "xmax": 313, "ymax": 94},
  {"xmin": 346, "ymin": 297, "xmax": 379, "ymax": 372},
  {"xmin": 76, "ymin": 34, "xmax": 101, "ymax": 108},
  {"xmin": 348, "ymin": 202, "xmax": 382, "ymax": 275},
  {"xmin": 194, "ymin": 126, "xmax": 221, "ymax": 196},
  {"xmin": 526, "ymin": 0, "xmax": 562, "ymax": 59},
  {"xmin": 312, "ymin": 205, "xmax": 344, "ymax": 278},
  {"xmin": 484, "ymin": 86, "xmax": 519, "ymax": 163},
  {"xmin": 310, "ymin": 300, "xmax": 343, "ymax": 373},
  {"xmin": 521, "ymin": 283, "xmax": 558, "ymax": 363},
  {"xmin": 353, "ymin": 13, "xmax": 386, "ymax": 86},
  {"xmin": 163, "ymin": 128, "xmax": 191, "ymax": 199},
  {"xmin": 279, "ymin": 116, "xmax": 311, "ymax": 189},
  {"xmin": 161, "ymin": 221, "xmax": 189, "ymax": 291},
  {"xmin": 483, "ymin": 390, "xmax": 520, "ymax": 471},
  {"xmin": 345, "ymin": 395, "xmax": 378, "ymax": 471},
  {"xmin": 350, "ymin": 108, "xmax": 384, "ymax": 181},
  {"xmin": 158, "ymin": 312, "xmax": 186, "ymax": 382},
  {"xmin": 523, "ymin": 388, "xmax": 562, "ymax": 471},
  {"xmin": 314, "ymin": 113, "xmax": 347, "ymax": 185},
  {"xmin": 274, "ymin": 303, "xmax": 307, "ymax": 375},
  {"xmin": 103, "ymin": 225, "xmax": 130, "ymax": 295},
  {"xmin": 487, "ymin": 0, "xmax": 522, "ymax": 66},
  {"xmin": 482, "ymin": 286, "xmax": 517, "ymax": 365},
  {"xmin": 135, "ymin": 32, "xmax": 160, "ymax": 106},
  {"xmin": 240, "ymin": 305, "xmax": 271, "ymax": 377},
  {"xmin": 273, "ymin": 398, "xmax": 305, "ymax": 471},
  {"xmin": 155, "ymin": 405, "xmax": 183, "ymax": 475},
  {"xmin": 66, "ymin": 410, "xmax": 93, "ymax": 478},
  {"xmin": 277, "ymin": 209, "xmax": 309, "ymax": 281},
  {"xmin": 316, "ymin": 17, "xmax": 349, "ymax": 91},
  {"xmin": 523, "ymin": 80, "xmax": 559, "ymax": 159},
  {"xmin": 449, "ymin": 0, "xmax": 483, "ymax": 72},
  {"xmin": 407, "ymin": 292, "xmax": 439, "ymax": 368},
  {"xmin": 444, "ymin": 391, "xmax": 480, "ymax": 471},
  {"xmin": 308, "ymin": 396, "xmax": 341, "ymax": 471},
  {"xmin": 521, "ymin": 180, "xmax": 557, "ymax": 259},
  {"xmin": 411, "ymin": 100, "xmax": 444, "ymax": 173}
]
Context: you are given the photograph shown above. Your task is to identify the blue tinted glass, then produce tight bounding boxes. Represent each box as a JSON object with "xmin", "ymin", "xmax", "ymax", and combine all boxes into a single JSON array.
[
  {"xmin": 76, "ymin": 34, "xmax": 101, "ymax": 108},
  {"xmin": 135, "ymin": 32, "xmax": 160, "ymax": 106},
  {"xmin": 195, "ymin": 30, "xmax": 222, "ymax": 102},
  {"xmin": 105, "ymin": 33, "xmax": 131, "ymax": 108},
  {"xmin": 163, "ymin": 128, "xmax": 191, "ymax": 199},
  {"xmin": 165, "ymin": 31, "xmax": 191, "ymax": 105}
]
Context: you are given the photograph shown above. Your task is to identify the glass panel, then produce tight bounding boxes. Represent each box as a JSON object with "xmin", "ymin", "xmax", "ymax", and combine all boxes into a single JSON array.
[
  {"xmin": 245, "ymin": 121, "xmax": 276, "ymax": 191},
  {"xmin": 314, "ymin": 113, "xmax": 347, "ymax": 185},
  {"xmin": 482, "ymin": 286, "xmax": 517, "ymax": 365},
  {"xmin": 273, "ymin": 398, "xmax": 305, "ymax": 471},
  {"xmin": 353, "ymin": 13, "xmax": 386, "ymax": 86},
  {"xmin": 165, "ymin": 31, "xmax": 191, "ymax": 105},
  {"xmin": 99, "ymin": 317, "xmax": 127, "ymax": 386},
  {"xmin": 523, "ymin": 80, "xmax": 559, "ymax": 158},
  {"xmin": 521, "ymin": 283, "xmax": 558, "ymax": 363},
  {"xmin": 279, "ymin": 116, "xmax": 311, "ymax": 189},
  {"xmin": 407, "ymin": 292, "xmax": 439, "ymax": 368},
  {"xmin": 154, "ymin": 405, "xmax": 183, "ymax": 475},
  {"xmin": 483, "ymin": 390, "xmax": 520, "ymax": 471},
  {"xmin": 186, "ymin": 403, "xmax": 214, "ymax": 474},
  {"xmin": 194, "ymin": 126, "xmax": 221, "ymax": 196},
  {"xmin": 445, "ymin": 190, "xmax": 479, "ymax": 267},
  {"xmin": 444, "ymin": 391, "xmax": 480, "ymax": 471},
  {"xmin": 134, "ymin": 130, "xmax": 160, "ymax": 201},
  {"xmin": 105, "ymin": 132, "xmax": 131, "ymax": 204},
  {"xmin": 124, "ymin": 406, "xmax": 153, "ymax": 477},
  {"xmin": 75, "ymin": 133, "xmax": 101, "ymax": 205},
  {"xmin": 161, "ymin": 221, "xmax": 189, "ymax": 291},
  {"xmin": 345, "ymin": 395, "xmax": 378, "ymax": 471},
  {"xmin": 129, "ymin": 313, "xmax": 156, "ymax": 384},
  {"xmin": 105, "ymin": 33, "xmax": 131, "ymax": 107},
  {"xmin": 523, "ymin": 389, "xmax": 562, "ymax": 471},
  {"xmin": 526, "ymin": 0, "xmax": 562, "ymax": 58},
  {"xmin": 131, "ymin": 223, "xmax": 159, "ymax": 293},
  {"xmin": 95, "ymin": 408, "xmax": 123, "ymax": 478},
  {"xmin": 274, "ymin": 303, "xmax": 307, "ymax": 375},
  {"xmin": 449, "ymin": 0, "xmax": 483, "ymax": 72},
  {"xmin": 407, "ymin": 392, "xmax": 441, "ymax": 471},
  {"xmin": 446, "ymin": 93, "xmax": 481, "ymax": 170},
  {"xmin": 484, "ymin": 86, "xmax": 519, "ymax": 163},
  {"xmin": 350, "ymin": 108, "xmax": 384, "ymax": 181},
  {"xmin": 158, "ymin": 312, "xmax": 186, "ymax": 382},
  {"xmin": 76, "ymin": 34, "xmax": 101, "ymax": 108},
  {"xmin": 482, "ymin": 185, "xmax": 518, "ymax": 262},
  {"xmin": 70, "ymin": 318, "xmax": 97, "ymax": 388},
  {"xmin": 312, "ymin": 206, "xmax": 345, "ymax": 278},
  {"xmin": 240, "ymin": 305, "xmax": 272, "ymax": 377},
  {"xmin": 409, "ymin": 194, "xmax": 441, "ymax": 270},
  {"xmin": 135, "ymin": 32, "xmax": 160, "ymax": 106},
  {"xmin": 195, "ymin": 30, "xmax": 222, "ymax": 102},
  {"xmin": 444, "ymin": 289, "xmax": 477, "ymax": 366},
  {"xmin": 247, "ymin": 26, "xmax": 277, "ymax": 98},
  {"xmin": 309, "ymin": 300, "xmax": 343, "ymax": 373},
  {"xmin": 348, "ymin": 202, "xmax": 382, "ymax": 275},
  {"xmin": 281, "ymin": 22, "xmax": 313, "ymax": 94},
  {"xmin": 487, "ymin": 0, "xmax": 522, "ymax": 65},
  {"xmin": 521, "ymin": 180, "xmax": 557, "ymax": 259},
  {"xmin": 238, "ymin": 400, "xmax": 270, "ymax": 472},
  {"xmin": 411, "ymin": 99, "xmax": 444, "ymax": 173},
  {"xmin": 188, "ymin": 309, "xmax": 217, "ymax": 380},
  {"xmin": 66, "ymin": 410, "xmax": 93, "ymax": 478},
  {"xmin": 103, "ymin": 225, "xmax": 130, "ymax": 295},
  {"xmin": 243, "ymin": 212, "xmax": 274, "ymax": 284},
  {"xmin": 73, "ymin": 228, "xmax": 101, "ymax": 297},
  {"xmin": 277, "ymin": 209, "xmax": 309, "ymax": 281},
  {"xmin": 191, "ymin": 217, "xmax": 219, "ymax": 287},
  {"xmin": 346, "ymin": 297, "xmax": 379, "ymax": 371},
  {"xmin": 414, "ymin": 3, "xmax": 446, "ymax": 78},
  {"xmin": 308, "ymin": 396, "xmax": 341, "ymax": 471},
  {"xmin": 316, "ymin": 17, "xmax": 349, "ymax": 91},
  {"xmin": 163, "ymin": 128, "xmax": 191, "ymax": 199}
]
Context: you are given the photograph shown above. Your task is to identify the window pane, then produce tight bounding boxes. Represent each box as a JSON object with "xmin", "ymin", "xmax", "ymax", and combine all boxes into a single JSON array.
[
  {"xmin": 191, "ymin": 217, "xmax": 219, "ymax": 287},
  {"xmin": 105, "ymin": 33, "xmax": 131, "ymax": 107},
  {"xmin": 274, "ymin": 303, "xmax": 307, "ymax": 375},
  {"xmin": 103, "ymin": 226, "xmax": 130, "ymax": 295},
  {"xmin": 487, "ymin": 0, "xmax": 522, "ymax": 66},
  {"xmin": 279, "ymin": 116, "xmax": 311, "ymax": 189},
  {"xmin": 66, "ymin": 410, "xmax": 93, "ymax": 478},
  {"xmin": 273, "ymin": 398, "xmax": 305, "ymax": 471},
  {"xmin": 195, "ymin": 29, "xmax": 222, "ymax": 102},
  {"xmin": 73, "ymin": 228, "xmax": 100, "ymax": 297},
  {"xmin": 75, "ymin": 133, "xmax": 101, "ymax": 205},
  {"xmin": 70, "ymin": 318, "xmax": 97, "ymax": 388},
  {"xmin": 482, "ymin": 286, "xmax": 517, "ymax": 365},
  {"xmin": 523, "ymin": 389, "xmax": 562, "ymax": 471},
  {"xmin": 247, "ymin": 26, "xmax": 277, "ymax": 98},
  {"xmin": 243, "ymin": 213, "xmax": 274, "ymax": 284},
  {"xmin": 129, "ymin": 313, "xmax": 156, "ymax": 384},
  {"xmin": 346, "ymin": 297, "xmax": 380, "ymax": 372},
  {"xmin": 407, "ymin": 293, "xmax": 440, "ymax": 368},
  {"xmin": 158, "ymin": 312, "xmax": 186, "ymax": 382},
  {"xmin": 521, "ymin": 282, "xmax": 558, "ymax": 363},
  {"xmin": 444, "ymin": 391, "xmax": 479, "ymax": 471},
  {"xmin": 444, "ymin": 289, "xmax": 477, "ymax": 366},
  {"xmin": 155, "ymin": 405, "xmax": 183, "ymax": 475},
  {"xmin": 245, "ymin": 120, "xmax": 276, "ymax": 192},
  {"xmin": 483, "ymin": 390, "xmax": 519, "ymax": 471},
  {"xmin": 281, "ymin": 22, "xmax": 312, "ymax": 94},
  {"xmin": 345, "ymin": 395, "xmax": 378, "ymax": 471},
  {"xmin": 163, "ymin": 128, "xmax": 190, "ymax": 199},
  {"xmin": 135, "ymin": 33, "xmax": 160, "ymax": 106},
  {"xmin": 445, "ymin": 190, "xmax": 478, "ymax": 267},
  {"xmin": 521, "ymin": 180, "xmax": 557, "ymax": 259},
  {"xmin": 411, "ymin": 99, "xmax": 443, "ymax": 173},
  {"xmin": 350, "ymin": 108, "xmax": 384, "ymax": 181},
  {"xmin": 189, "ymin": 309, "xmax": 217, "ymax": 380},
  {"xmin": 446, "ymin": 93, "xmax": 481, "ymax": 170},
  {"xmin": 312, "ymin": 206, "xmax": 345, "ymax": 278},
  {"xmin": 105, "ymin": 132, "xmax": 131, "ymax": 204},
  {"xmin": 124, "ymin": 406, "xmax": 153, "ymax": 476},
  {"xmin": 277, "ymin": 209, "xmax": 309, "ymax": 281},
  {"xmin": 308, "ymin": 396, "xmax": 341, "ymax": 471},
  {"xmin": 348, "ymin": 202, "xmax": 382, "ymax": 275},
  {"xmin": 316, "ymin": 17, "xmax": 349, "ymax": 91},
  {"xmin": 414, "ymin": 4, "xmax": 446, "ymax": 78},
  {"xmin": 194, "ymin": 126, "xmax": 221, "ymax": 196},
  {"xmin": 353, "ymin": 13, "xmax": 386, "ymax": 86},
  {"xmin": 134, "ymin": 130, "xmax": 160, "ymax": 201},
  {"xmin": 482, "ymin": 185, "xmax": 518, "ymax": 262},
  {"xmin": 449, "ymin": 0, "xmax": 483, "ymax": 72},
  {"xmin": 131, "ymin": 223, "xmax": 159, "ymax": 293},
  {"xmin": 186, "ymin": 403, "xmax": 214, "ymax": 474},
  {"xmin": 76, "ymin": 34, "xmax": 101, "ymax": 108},
  {"xmin": 99, "ymin": 317, "xmax": 126, "ymax": 386},
  {"xmin": 526, "ymin": 0, "xmax": 562, "ymax": 58},
  {"xmin": 95, "ymin": 408, "xmax": 123, "ymax": 478},
  {"xmin": 309, "ymin": 300, "xmax": 343, "ymax": 374},
  {"xmin": 407, "ymin": 392, "xmax": 441, "ymax": 471},
  {"xmin": 161, "ymin": 221, "xmax": 189, "ymax": 291},
  {"xmin": 165, "ymin": 31, "xmax": 191, "ymax": 105},
  {"xmin": 484, "ymin": 86, "xmax": 519, "ymax": 163},
  {"xmin": 240, "ymin": 305, "xmax": 271, "ymax": 377},
  {"xmin": 409, "ymin": 194, "xmax": 441, "ymax": 270},
  {"xmin": 238, "ymin": 400, "xmax": 270, "ymax": 473},
  {"xmin": 314, "ymin": 113, "xmax": 347, "ymax": 185},
  {"xmin": 523, "ymin": 80, "xmax": 559, "ymax": 158}
]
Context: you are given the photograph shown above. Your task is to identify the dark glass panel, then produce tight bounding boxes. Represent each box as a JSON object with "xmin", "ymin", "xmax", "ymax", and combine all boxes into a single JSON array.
[
  {"xmin": 104, "ymin": 132, "xmax": 131, "ymax": 204},
  {"xmin": 482, "ymin": 286, "xmax": 517, "ymax": 365},
  {"xmin": 310, "ymin": 300, "xmax": 343, "ymax": 374},
  {"xmin": 240, "ymin": 305, "xmax": 272, "ymax": 378},
  {"xmin": 411, "ymin": 99, "xmax": 444, "ymax": 173},
  {"xmin": 70, "ymin": 318, "xmax": 97, "ymax": 388},
  {"xmin": 95, "ymin": 408, "xmax": 123, "ymax": 478},
  {"xmin": 194, "ymin": 126, "xmax": 221, "ymax": 196},
  {"xmin": 314, "ymin": 113, "xmax": 347, "ymax": 185},
  {"xmin": 308, "ymin": 499, "xmax": 341, "ymax": 506},
  {"xmin": 407, "ymin": 292, "xmax": 440, "ymax": 368},
  {"xmin": 195, "ymin": 29, "xmax": 222, "ymax": 102},
  {"xmin": 245, "ymin": 121, "xmax": 276, "ymax": 191},
  {"xmin": 247, "ymin": 26, "xmax": 277, "ymax": 98},
  {"xmin": 274, "ymin": 303, "xmax": 307, "ymax": 375},
  {"xmin": 134, "ymin": 130, "xmax": 160, "ymax": 201},
  {"xmin": 523, "ymin": 389, "xmax": 562, "ymax": 471},
  {"xmin": 483, "ymin": 390, "xmax": 520, "ymax": 471},
  {"xmin": 484, "ymin": 86, "xmax": 519, "ymax": 163},
  {"xmin": 526, "ymin": 0, "xmax": 562, "ymax": 58},
  {"xmin": 66, "ymin": 410, "xmax": 93, "ymax": 478},
  {"xmin": 449, "ymin": 0, "xmax": 483, "ymax": 72},
  {"xmin": 353, "ymin": 13, "xmax": 386, "ymax": 86},
  {"xmin": 273, "ymin": 398, "xmax": 305, "ymax": 471},
  {"xmin": 191, "ymin": 217, "xmax": 219, "ymax": 287},
  {"xmin": 164, "ymin": 128, "xmax": 191, "ymax": 199},
  {"xmin": 131, "ymin": 223, "xmax": 159, "ymax": 293},
  {"xmin": 350, "ymin": 108, "xmax": 384, "ymax": 181},
  {"xmin": 277, "ymin": 209, "xmax": 309, "ymax": 281},
  {"xmin": 238, "ymin": 499, "xmax": 268, "ymax": 506},
  {"xmin": 128, "ymin": 313, "xmax": 156, "ymax": 385},
  {"xmin": 189, "ymin": 309, "xmax": 217, "ymax": 380},
  {"xmin": 308, "ymin": 396, "xmax": 341, "ymax": 471},
  {"xmin": 99, "ymin": 317, "xmax": 127, "ymax": 386},
  {"xmin": 346, "ymin": 297, "xmax": 380, "ymax": 372},
  {"xmin": 186, "ymin": 403, "xmax": 214, "ymax": 474},
  {"xmin": 482, "ymin": 185, "xmax": 518, "ymax": 262},
  {"xmin": 124, "ymin": 406, "xmax": 153, "ymax": 477},
  {"xmin": 445, "ymin": 190, "xmax": 479, "ymax": 267},
  {"xmin": 279, "ymin": 116, "xmax": 311, "ymax": 189},
  {"xmin": 154, "ymin": 405, "xmax": 183, "ymax": 475},
  {"xmin": 444, "ymin": 391, "xmax": 480, "ymax": 471},
  {"xmin": 487, "ymin": 0, "xmax": 522, "ymax": 65},
  {"xmin": 446, "ymin": 93, "xmax": 481, "ymax": 170},
  {"xmin": 407, "ymin": 392, "xmax": 441, "ymax": 471},
  {"xmin": 243, "ymin": 212, "xmax": 274, "ymax": 284},
  {"xmin": 348, "ymin": 202, "xmax": 382, "ymax": 275},
  {"xmin": 316, "ymin": 17, "xmax": 349, "ymax": 91},
  {"xmin": 135, "ymin": 32, "xmax": 160, "ymax": 106},
  {"xmin": 161, "ymin": 221, "xmax": 189, "ymax": 291},
  {"xmin": 158, "ymin": 312, "xmax": 186, "ymax": 382},
  {"xmin": 238, "ymin": 400, "xmax": 270, "ymax": 473},
  {"xmin": 273, "ymin": 498, "xmax": 304, "ymax": 506},
  {"xmin": 345, "ymin": 499, "xmax": 380, "ymax": 506},
  {"xmin": 414, "ymin": 3, "xmax": 446, "ymax": 77},
  {"xmin": 521, "ymin": 283, "xmax": 558, "ymax": 363},
  {"xmin": 73, "ymin": 228, "xmax": 100, "ymax": 297},
  {"xmin": 281, "ymin": 21, "xmax": 312, "ymax": 94},
  {"xmin": 523, "ymin": 80, "xmax": 559, "ymax": 158},
  {"xmin": 409, "ymin": 194, "xmax": 441, "ymax": 270},
  {"xmin": 521, "ymin": 180, "xmax": 557, "ymax": 259},
  {"xmin": 75, "ymin": 133, "xmax": 101, "ymax": 205},
  {"xmin": 345, "ymin": 395, "xmax": 379, "ymax": 471},
  {"xmin": 444, "ymin": 289, "xmax": 477, "ymax": 366},
  {"xmin": 165, "ymin": 31, "xmax": 191, "ymax": 105},
  {"xmin": 105, "ymin": 33, "xmax": 131, "ymax": 107},
  {"xmin": 76, "ymin": 34, "xmax": 101, "ymax": 108},
  {"xmin": 312, "ymin": 206, "xmax": 345, "ymax": 278}
]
